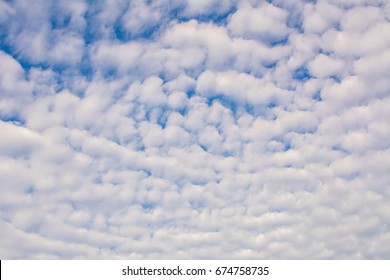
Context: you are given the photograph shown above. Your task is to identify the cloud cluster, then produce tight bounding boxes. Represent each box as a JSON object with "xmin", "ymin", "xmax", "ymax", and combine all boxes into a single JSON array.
[{"xmin": 1, "ymin": 0, "xmax": 389, "ymax": 259}]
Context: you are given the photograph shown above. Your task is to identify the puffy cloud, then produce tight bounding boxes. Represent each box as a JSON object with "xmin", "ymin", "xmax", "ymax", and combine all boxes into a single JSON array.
[
  {"xmin": 91, "ymin": 40, "xmax": 143, "ymax": 76},
  {"xmin": 163, "ymin": 20, "xmax": 233, "ymax": 70},
  {"xmin": 0, "ymin": 0, "xmax": 389, "ymax": 260},
  {"xmin": 121, "ymin": 1, "xmax": 163, "ymax": 37},
  {"xmin": 353, "ymin": 49, "xmax": 390, "ymax": 80},
  {"xmin": 302, "ymin": 1, "xmax": 343, "ymax": 34},
  {"xmin": 182, "ymin": 0, "xmax": 235, "ymax": 17},
  {"xmin": 196, "ymin": 70, "xmax": 293, "ymax": 106},
  {"xmin": 341, "ymin": 6, "xmax": 384, "ymax": 31},
  {"xmin": 308, "ymin": 53, "xmax": 345, "ymax": 78},
  {"xmin": 0, "ymin": 0, "xmax": 86, "ymax": 66},
  {"xmin": 321, "ymin": 22, "xmax": 390, "ymax": 57},
  {"xmin": 228, "ymin": 2, "xmax": 290, "ymax": 42},
  {"xmin": 0, "ymin": 51, "xmax": 32, "ymax": 118}
]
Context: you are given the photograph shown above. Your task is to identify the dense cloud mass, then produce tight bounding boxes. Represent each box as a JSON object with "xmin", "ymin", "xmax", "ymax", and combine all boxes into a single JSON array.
[{"xmin": 0, "ymin": 0, "xmax": 389, "ymax": 259}]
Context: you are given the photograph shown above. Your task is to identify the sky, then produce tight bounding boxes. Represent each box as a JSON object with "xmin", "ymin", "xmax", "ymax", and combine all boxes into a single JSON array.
[{"xmin": 0, "ymin": 0, "xmax": 389, "ymax": 259}]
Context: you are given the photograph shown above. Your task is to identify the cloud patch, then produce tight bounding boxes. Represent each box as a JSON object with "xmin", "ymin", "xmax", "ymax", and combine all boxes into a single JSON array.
[{"xmin": 0, "ymin": 0, "xmax": 389, "ymax": 259}]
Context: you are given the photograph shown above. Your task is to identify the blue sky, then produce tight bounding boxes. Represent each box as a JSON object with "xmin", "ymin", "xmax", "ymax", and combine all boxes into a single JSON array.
[{"xmin": 0, "ymin": 0, "xmax": 390, "ymax": 259}]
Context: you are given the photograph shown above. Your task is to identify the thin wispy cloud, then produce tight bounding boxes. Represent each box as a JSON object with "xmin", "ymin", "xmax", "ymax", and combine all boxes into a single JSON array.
[{"xmin": 0, "ymin": 0, "xmax": 389, "ymax": 259}]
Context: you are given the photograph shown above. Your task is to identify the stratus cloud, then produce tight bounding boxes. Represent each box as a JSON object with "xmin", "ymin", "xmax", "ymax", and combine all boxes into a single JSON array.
[{"xmin": 0, "ymin": 0, "xmax": 389, "ymax": 260}]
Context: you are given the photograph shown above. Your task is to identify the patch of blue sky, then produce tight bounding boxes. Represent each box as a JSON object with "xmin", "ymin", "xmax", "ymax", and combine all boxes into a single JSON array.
[
  {"xmin": 283, "ymin": 7, "xmax": 305, "ymax": 31},
  {"xmin": 292, "ymin": 66, "xmax": 312, "ymax": 81},
  {"xmin": 141, "ymin": 202, "xmax": 157, "ymax": 211},
  {"xmin": 175, "ymin": 107, "xmax": 187, "ymax": 117},
  {"xmin": 269, "ymin": 36, "xmax": 289, "ymax": 47},
  {"xmin": 289, "ymin": 123, "xmax": 318, "ymax": 136},
  {"xmin": 235, "ymin": 102, "xmax": 255, "ymax": 117},
  {"xmin": 198, "ymin": 143, "xmax": 208, "ymax": 152},
  {"xmin": 24, "ymin": 185, "xmax": 35, "ymax": 195},
  {"xmin": 178, "ymin": 7, "xmax": 237, "ymax": 27},
  {"xmin": 79, "ymin": 57, "xmax": 94, "ymax": 82},
  {"xmin": 50, "ymin": 63, "xmax": 80, "ymax": 78},
  {"xmin": 83, "ymin": 12, "xmax": 102, "ymax": 45},
  {"xmin": 287, "ymin": 15, "xmax": 304, "ymax": 33},
  {"xmin": 188, "ymin": 199, "xmax": 205, "ymax": 210},
  {"xmin": 186, "ymin": 88, "xmax": 196, "ymax": 99},
  {"xmin": 49, "ymin": 11, "xmax": 72, "ymax": 30},
  {"xmin": 331, "ymin": 145, "xmax": 350, "ymax": 155},
  {"xmin": 0, "ymin": 30, "xmax": 10, "ymax": 52},
  {"xmin": 221, "ymin": 149, "xmax": 236, "ymax": 158},
  {"xmin": 207, "ymin": 95, "xmax": 238, "ymax": 115},
  {"xmin": 100, "ymin": 67, "xmax": 120, "ymax": 80},
  {"xmin": 263, "ymin": 61, "xmax": 277, "ymax": 69},
  {"xmin": 237, "ymin": 102, "xmax": 277, "ymax": 120},
  {"xmin": 312, "ymin": 90, "xmax": 322, "ymax": 101},
  {"xmin": 0, "ymin": 114, "xmax": 25, "ymax": 124},
  {"xmin": 319, "ymin": 48, "xmax": 335, "ymax": 56},
  {"xmin": 1, "ymin": 41, "xmax": 84, "ymax": 91},
  {"xmin": 116, "ymin": 25, "xmax": 148, "ymax": 41},
  {"xmin": 155, "ymin": 109, "xmax": 170, "ymax": 129},
  {"xmin": 329, "ymin": 75, "xmax": 342, "ymax": 83},
  {"xmin": 114, "ymin": 19, "xmax": 163, "ymax": 42},
  {"xmin": 166, "ymin": 1, "xmax": 237, "ymax": 25},
  {"xmin": 268, "ymin": 206, "xmax": 284, "ymax": 213},
  {"xmin": 182, "ymin": 67, "xmax": 206, "ymax": 81},
  {"xmin": 157, "ymin": 71, "xmax": 179, "ymax": 85}
]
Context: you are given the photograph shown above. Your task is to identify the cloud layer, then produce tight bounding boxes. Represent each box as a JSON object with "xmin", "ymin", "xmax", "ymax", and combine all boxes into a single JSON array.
[{"xmin": 0, "ymin": 0, "xmax": 389, "ymax": 259}]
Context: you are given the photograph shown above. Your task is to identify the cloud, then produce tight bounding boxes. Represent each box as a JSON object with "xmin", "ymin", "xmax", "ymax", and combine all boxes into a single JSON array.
[
  {"xmin": 308, "ymin": 53, "xmax": 345, "ymax": 78},
  {"xmin": 321, "ymin": 21, "xmax": 390, "ymax": 57},
  {"xmin": 302, "ymin": 1, "xmax": 343, "ymax": 34},
  {"xmin": 0, "ymin": 0, "xmax": 389, "ymax": 260},
  {"xmin": 228, "ymin": 2, "xmax": 290, "ymax": 42},
  {"xmin": 121, "ymin": 1, "xmax": 163, "ymax": 37},
  {"xmin": 196, "ymin": 70, "xmax": 292, "ymax": 106},
  {"xmin": 0, "ymin": 51, "xmax": 32, "ymax": 118}
]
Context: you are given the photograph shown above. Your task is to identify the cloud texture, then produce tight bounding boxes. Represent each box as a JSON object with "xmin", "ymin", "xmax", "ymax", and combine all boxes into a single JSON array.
[{"xmin": 0, "ymin": 0, "xmax": 389, "ymax": 259}]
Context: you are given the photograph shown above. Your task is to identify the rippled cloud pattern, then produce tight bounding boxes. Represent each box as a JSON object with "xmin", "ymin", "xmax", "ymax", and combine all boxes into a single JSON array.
[{"xmin": 1, "ymin": 0, "xmax": 390, "ymax": 259}]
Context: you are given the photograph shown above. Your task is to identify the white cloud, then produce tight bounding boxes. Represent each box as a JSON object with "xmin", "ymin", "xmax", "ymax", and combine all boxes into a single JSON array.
[
  {"xmin": 228, "ymin": 2, "xmax": 290, "ymax": 42},
  {"xmin": 182, "ymin": 0, "xmax": 235, "ymax": 17},
  {"xmin": 1, "ymin": 0, "xmax": 86, "ymax": 66},
  {"xmin": 121, "ymin": 0, "xmax": 162, "ymax": 36},
  {"xmin": 286, "ymin": 32, "xmax": 322, "ymax": 70},
  {"xmin": 137, "ymin": 76, "xmax": 167, "ymax": 107},
  {"xmin": 0, "ymin": 1, "xmax": 14, "ymax": 23},
  {"xmin": 232, "ymin": 37, "xmax": 291, "ymax": 75},
  {"xmin": 1, "ymin": 0, "xmax": 389, "ymax": 260},
  {"xmin": 0, "ymin": 121, "xmax": 45, "ymax": 158},
  {"xmin": 167, "ymin": 91, "xmax": 188, "ymax": 109},
  {"xmin": 49, "ymin": 32, "xmax": 85, "ymax": 65}
]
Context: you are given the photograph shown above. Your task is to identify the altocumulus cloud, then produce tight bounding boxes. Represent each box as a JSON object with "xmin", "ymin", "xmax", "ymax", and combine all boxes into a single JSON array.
[{"xmin": 0, "ymin": 0, "xmax": 390, "ymax": 259}]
